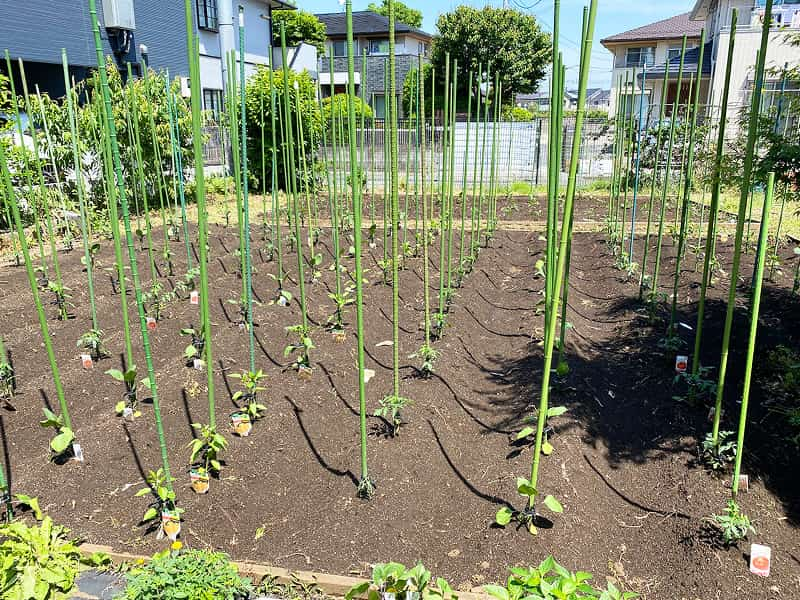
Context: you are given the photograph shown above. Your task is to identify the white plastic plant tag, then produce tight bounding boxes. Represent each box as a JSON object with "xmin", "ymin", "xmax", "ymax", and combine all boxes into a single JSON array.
[
  {"xmin": 675, "ymin": 355, "xmax": 688, "ymax": 373},
  {"xmin": 277, "ymin": 295, "xmax": 288, "ymax": 307},
  {"xmin": 72, "ymin": 443, "xmax": 84, "ymax": 462},
  {"xmin": 678, "ymin": 322, "xmax": 693, "ymax": 331},
  {"xmin": 146, "ymin": 317, "xmax": 157, "ymax": 331},
  {"xmin": 708, "ymin": 406, "xmax": 715, "ymax": 422},
  {"xmin": 190, "ymin": 290, "xmax": 199, "ymax": 305},
  {"xmin": 80, "ymin": 354, "xmax": 93, "ymax": 369},
  {"xmin": 382, "ymin": 593, "xmax": 395, "ymax": 600},
  {"xmin": 122, "ymin": 407, "xmax": 134, "ymax": 419},
  {"xmin": 193, "ymin": 359, "xmax": 203, "ymax": 371},
  {"xmin": 738, "ymin": 474, "xmax": 749, "ymax": 493},
  {"xmin": 749, "ymin": 543, "xmax": 771, "ymax": 577},
  {"xmin": 363, "ymin": 368, "xmax": 375, "ymax": 384}
]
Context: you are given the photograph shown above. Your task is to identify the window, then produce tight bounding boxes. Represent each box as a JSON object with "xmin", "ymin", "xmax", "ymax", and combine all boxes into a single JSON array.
[
  {"xmin": 196, "ymin": 0, "xmax": 218, "ymax": 31},
  {"xmin": 373, "ymin": 94, "xmax": 386, "ymax": 118},
  {"xmin": 667, "ymin": 46, "xmax": 682, "ymax": 61},
  {"xmin": 625, "ymin": 46, "xmax": 655, "ymax": 67},
  {"xmin": 332, "ymin": 40, "xmax": 347, "ymax": 57},
  {"xmin": 203, "ymin": 89, "xmax": 223, "ymax": 123},
  {"xmin": 369, "ymin": 39, "xmax": 390, "ymax": 55}
]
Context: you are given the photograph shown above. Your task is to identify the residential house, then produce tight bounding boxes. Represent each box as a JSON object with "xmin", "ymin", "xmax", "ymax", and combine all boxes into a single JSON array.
[
  {"xmin": 600, "ymin": 13, "xmax": 705, "ymax": 120},
  {"xmin": 315, "ymin": 11, "xmax": 433, "ymax": 118},
  {"xmin": 1, "ymin": 0, "xmax": 294, "ymax": 119}
]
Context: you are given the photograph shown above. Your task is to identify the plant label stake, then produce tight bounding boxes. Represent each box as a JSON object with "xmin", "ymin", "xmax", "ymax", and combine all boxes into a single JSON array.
[
  {"xmin": 190, "ymin": 290, "xmax": 199, "ymax": 305},
  {"xmin": 72, "ymin": 443, "xmax": 84, "ymax": 462},
  {"xmin": 675, "ymin": 355, "xmax": 688, "ymax": 373},
  {"xmin": 193, "ymin": 359, "xmax": 203, "ymax": 371},
  {"xmin": 80, "ymin": 354, "xmax": 93, "ymax": 369},
  {"xmin": 122, "ymin": 406, "xmax": 134, "ymax": 420},
  {"xmin": 738, "ymin": 474, "xmax": 749, "ymax": 493},
  {"xmin": 189, "ymin": 468, "xmax": 210, "ymax": 494},
  {"xmin": 231, "ymin": 411, "xmax": 252, "ymax": 437},
  {"xmin": 160, "ymin": 510, "xmax": 181, "ymax": 541},
  {"xmin": 749, "ymin": 543, "xmax": 771, "ymax": 577},
  {"xmin": 277, "ymin": 295, "xmax": 288, "ymax": 307},
  {"xmin": 146, "ymin": 317, "xmax": 157, "ymax": 331}
]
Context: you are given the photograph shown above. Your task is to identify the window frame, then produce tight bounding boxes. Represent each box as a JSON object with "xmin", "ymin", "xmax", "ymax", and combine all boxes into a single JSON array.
[
  {"xmin": 369, "ymin": 39, "xmax": 390, "ymax": 55},
  {"xmin": 331, "ymin": 40, "xmax": 347, "ymax": 57},
  {"xmin": 202, "ymin": 88, "xmax": 224, "ymax": 123},
  {"xmin": 196, "ymin": 0, "xmax": 219, "ymax": 32},
  {"xmin": 624, "ymin": 46, "xmax": 655, "ymax": 68}
]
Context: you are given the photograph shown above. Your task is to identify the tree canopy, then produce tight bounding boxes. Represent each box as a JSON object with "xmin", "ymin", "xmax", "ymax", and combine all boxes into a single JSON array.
[
  {"xmin": 367, "ymin": 0, "xmax": 423, "ymax": 28},
  {"xmin": 431, "ymin": 6, "xmax": 550, "ymax": 103},
  {"xmin": 272, "ymin": 10, "xmax": 327, "ymax": 54}
]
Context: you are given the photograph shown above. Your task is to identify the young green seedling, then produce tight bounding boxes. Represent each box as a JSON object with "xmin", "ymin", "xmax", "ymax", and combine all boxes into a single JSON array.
[
  {"xmin": 514, "ymin": 406, "xmax": 567, "ymax": 456},
  {"xmin": 284, "ymin": 324, "xmax": 314, "ymax": 376},
  {"xmin": 327, "ymin": 284, "xmax": 355, "ymax": 340},
  {"xmin": 77, "ymin": 329, "xmax": 108, "ymax": 362},
  {"xmin": 494, "ymin": 477, "xmax": 563, "ymax": 535},
  {"xmin": 106, "ymin": 366, "xmax": 142, "ymax": 418},
  {"xmin": 0, "ymin": 338, "xmax": 15, "ymax": 406},
  {"xmin": 375, "ymin": 395, "xmax": 412, "ymax": 437},
  {"xmin": 230, "ymin": 369, "xmax": 268, "ymax": 423},
  {"xmin": 47, "ymin": 281, "xmax": 72, "ymax": 321},
  {"xmin": 188, "ymin": 423, "xmax": 227, "ymax": 482},
  {"xmin": 701, "ymin": 430, "xmax": 736, "ymax": 471},
  {"xmin": 39, "ymin": 408, "xmax": 75, "ymax": 458},
  {"xmin": 411, "ymin": 344, "xmax": 440, "ymax": 377},
  {"xmin": 712, "ymin": 500, "xmax": 754, "ymax": 546},
  {"xmin": 135, "ymin": 468, "xmax": 181, "ymax": 524},
  {"xmin": 180, "ymin": 327, "xmax": 206, "ymax": 368}
]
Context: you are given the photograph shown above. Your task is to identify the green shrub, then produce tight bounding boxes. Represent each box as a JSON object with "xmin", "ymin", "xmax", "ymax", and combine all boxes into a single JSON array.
[
  {"xmin": 245, "ymin": 67, "xmax": 321, "ymax": 193},
  {"xmin": 0, "ymin": 515, "xmax": 108, "ymax": 600},
  {"xmin": 502, "ymin": 106, "xmax": 534, "ymax": 122},
  {"xmin": 321, "ymin": 93, "xmax": 373, "ymax": 128},
  {"xmin": 120, "ymin": 548, "xmax": 252, "ymax": 600}
]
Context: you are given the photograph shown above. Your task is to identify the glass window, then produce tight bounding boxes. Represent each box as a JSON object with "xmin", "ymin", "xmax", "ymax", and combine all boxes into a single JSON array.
[
  {"xmin": 196, "ymin": 0, "xmax": 218, "ymax": 31},
  {"xmin": 625, "ymin": 46, "xmax": 655, "ymax": 68},
  {"xmin": 373, "ymin": 94, "xmax": 386, "ymax": 118},
  {"xmin": 369, "ymin": 39, "xmax": 390, "ymax": 55},
  {"xmin": 332, "ymin": 40, "xmax": 347, "ymax": 57},
  {"xmin": 203, "ymin": 89, "xmax": 223, "ymax": 123}
]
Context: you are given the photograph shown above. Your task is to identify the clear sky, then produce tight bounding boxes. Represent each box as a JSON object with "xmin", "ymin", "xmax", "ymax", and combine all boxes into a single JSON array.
[{"xmin": 299, "ymin": 0, "xmax": 697, "ymax": 89}]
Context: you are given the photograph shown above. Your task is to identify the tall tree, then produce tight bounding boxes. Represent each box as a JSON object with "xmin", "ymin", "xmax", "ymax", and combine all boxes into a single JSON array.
[
  {"xmin": 272, "ymin": 10, "xmax": 327, "ymax": 54},
  {"xmin": 367, "ymin": 0, "xmax": 423, "ymax": 28},
  {"xmin": 431, "ymin": 6, "xmax": 550, "ymax": 101}
]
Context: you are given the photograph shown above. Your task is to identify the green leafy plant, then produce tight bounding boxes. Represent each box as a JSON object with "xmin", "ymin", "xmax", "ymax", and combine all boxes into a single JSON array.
[
  {"xmin": 284, "ymin": 324, "xmax": 314, "ymax": 373},
  {"xmin": 0, "ymin": 516, "xmax": 109, "ymax": 600},
  {"xmin": 327, "ymin": 285, "xmax": 355, "ymax": 336},
  {"xmin": 47, "ymin": 281, "xmax": 72, "ymax": 321},
  {"xmin": 135, "ymin": 468, "xmax": 179, "ymax": 524},
  {"xmin": 0, "ymin": 338, "xmax": 15, "ymax": 404},
  {"xmin": 375, "ymin": 395, "xmax": 413, "ymax": 437},
  {"xmin": 712, "ymin": 500, "xmax": 754, "ymax": 546},
  {"xmin": 514, "ymin": 406, "xmax": 567, "ymax": 456},
  {"xmin": 39, "ymin": 408, "xmax": 75, "ymax": 457},
  {"xmin": 230, "ymin": 369, "xmax": 268, "ymax": 421},
  {"xmin": 484, "ymin": 557, "xmax": 638, "ymax": 600},
  {"xmin": 180, "ymin": 326, "xmax": 206, "ymax": 368},
  {"xmin": 120, "ymin": 547, "xmax": 252, "ymax": 600},
  {"xmin": 673, "ymin": 366, "xmax": 717, "ymax": 404},
  {"xmin": 494, "ymin": 477, "xmax": 563, "ymax": 534},
  {"xmin": 701, "ymin": 430, "xmax": 736, "ymax": 471},
  {"xmin": 106, "ymin": 366, "xmax": 144, "ymax": 417},
  {"xmin": 79, "ymin": 242, "xmax": 101, "ymax": 269},
  {"xmin": 411, "ymin": 343, "xmax": 440, "ymax": 377},
  {"xmin": 76, "ymin": 328, "xmax": 108, "ymax": 361},
  {"xmin": 188, "ymin": 423, "xmax": 227, "ymax": 476}
]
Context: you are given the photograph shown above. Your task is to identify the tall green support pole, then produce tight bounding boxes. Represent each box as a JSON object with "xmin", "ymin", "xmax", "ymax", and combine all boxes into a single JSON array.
[
  {"xmin": 628, "ymin": 63, "xmax": 647, "ymax": 261},
  {"xmin": 530, "ymin": 0, "xmax": 596, "ymax": 502},
  {"xmin": 458, "ymin": 70, "xmax": 473, "ymax": 280},
  {"xmin": 692, "ymin": 12, "xmax": 736, "ymax": 376},
  {"xmin": 345, "ymin": 0, "xmax": 374, "ymax": 499},
  {"xmin": 711, "ymin": 0, "xmax": 773, "ymax": 449},
  {"xmin": 91, "ymin": 0, "xmax": 174, "ymax": 489},
  {"xmin": 267, "ymin": 48, "xmax": 284, "ymax": 290},
  {"xmin": 668, "ymin": 29, "xmax": 706, "ymax": 335},
  {"xmin": 236, "ymin": 7, "xmax": 255, "ymax": 372},
  {"xmin": 731, "ymin": 172, "xmax": 773, "ymax": 499}
]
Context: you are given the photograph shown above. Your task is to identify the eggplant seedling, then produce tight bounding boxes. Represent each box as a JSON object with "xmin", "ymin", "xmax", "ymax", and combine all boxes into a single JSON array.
[
  {"xmin": 494, "ymin": 477, "xmax": 563, "ymax": 535},
  {"xmin": 327, "ymin": 285, "xmax": 355, "ymax": 339},
  {"xmin": 712, "ymin": 499, "xmax": 754, "ymax": 546},
  {"xmin": 514, "ymin": 405, "xmax": 567, "ymax": 456},
  {"xmin": 411, "ymin": 343, "xmax": 440, "ymax": 377},
  {"xmin": 188, "ymin": 423, "xmax": 227, "ymax": 477},
  {"xmin": 180, "ymin": 326, "xmax": 206, "ymax": 368},
  {"xmin": 80, "ymin": 242, "xmax": 101, "ymax": 270},
  {"xmin": 230, "ymin": 369, "xmax": 268, "ymax": 422},
  {"xmin": 77, "ymin": 329, "xmax": 108, "ymax": 362},
  {"xmin": 106, "ymin": 367, "xmax": 142, "ymax": 418},
  {"xmin": 135, "ymin": 468, "xmax": 181, "ymax": 524},
  {"xmin": 39, "ymin": 408, "xmax": 75, "ymax": 457},
  {"xmin": 701, "ymin": 430, "xmax": 736, "ymax": 471},
  {"xmin": 284, "ymin": 324, "xmax": 314, "ymax": 375},
  {"xmin": 375, "ymin": 395, "xmax": 412, "ymax": 437},
  {"xmin": 47, "ymin": 281, "xmax": 72, "ymax": 321}
]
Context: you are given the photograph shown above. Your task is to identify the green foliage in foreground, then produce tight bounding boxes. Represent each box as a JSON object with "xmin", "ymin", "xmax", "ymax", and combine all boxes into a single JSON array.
[
  {"xmin": 120, "ymin": 548, "xmax": 252, "ymax": 600},
  {"xmin": 0, "ymin": 515, "xmax": 109, "ymax": 600}
]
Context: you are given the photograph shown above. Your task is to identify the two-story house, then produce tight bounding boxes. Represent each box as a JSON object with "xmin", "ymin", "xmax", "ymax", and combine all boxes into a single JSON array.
[
  {"xmin": 315, "ymin": 11, "xmax": 433, "ymax": 119},
  {"xmin": 600, "ymin": 13, "xmax": 704, "ymax": 120},
  {"xmin": 1, "ymin": 0, "xmax": 294, "ymax": 119}
]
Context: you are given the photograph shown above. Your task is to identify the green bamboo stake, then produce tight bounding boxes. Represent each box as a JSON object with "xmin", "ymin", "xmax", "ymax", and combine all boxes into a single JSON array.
[
  {"xmin": 668, "ymin": 29, "xmax": 706, "ymax": 335},
  {"xmin": 458, "ymin": 70, "xmax": 473, "ymax": 281},
  {"xmin": 711, "ymin": 0, "xmax": 773, "ymax": 449},
  {"xmin": 165, "ymin": 78, "xmax": 192, "ymax": 274},
  {"xmin": 731, "ymin": 172, "xmax": 773, "ymax": 499},
  {"xmin": 326, "ymin": 60, "xmax": 343, "ymax": 329},
  {"xmin": 435, "ymin": 56, "xmax": 451, "ymax": 334},
  {"xmin": 266, "ymin": 49, "xmax": 284, "ymax": 293},
  {"xmin": 90, "ymin": 0, "xmax": 175, "ymax": 497},
  {"xmin": 692, "ymin": 13, "xmax": 736, "ymax": 377},
  {"xmin": 530, "ymin": 0, "xmax": 596, "ymax": 509}
]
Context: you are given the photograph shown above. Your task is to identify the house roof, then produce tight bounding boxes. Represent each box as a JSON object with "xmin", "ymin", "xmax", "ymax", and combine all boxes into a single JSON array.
[
  {"xmin": 638, "ymin": 40, "xmax": 713, "ymax": 81},
  {"xmin": 600, "ymin": 12, "xmax": 703, "ymax": 46},
  {"xmin": 315, "ymin": 11, "xmax": 431, "ymax": 40}
]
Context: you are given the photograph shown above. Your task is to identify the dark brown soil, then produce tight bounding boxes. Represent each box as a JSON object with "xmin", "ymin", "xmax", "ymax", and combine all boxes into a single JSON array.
[{"xmin": 0, "ymin": 199, "xmax": 798, "ymax": 600}]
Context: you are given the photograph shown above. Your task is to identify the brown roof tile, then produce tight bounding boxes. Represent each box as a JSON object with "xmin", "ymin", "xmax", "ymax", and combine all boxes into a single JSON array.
[{"xmin": 600, "ymin": 12, "xmax": 703, "ymax": 45}]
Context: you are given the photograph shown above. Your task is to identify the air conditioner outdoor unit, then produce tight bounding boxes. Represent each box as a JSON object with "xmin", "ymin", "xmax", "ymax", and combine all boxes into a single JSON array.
[{"xmin": 102, "ymin": 0, "xmax": 136, "ymax": 30}]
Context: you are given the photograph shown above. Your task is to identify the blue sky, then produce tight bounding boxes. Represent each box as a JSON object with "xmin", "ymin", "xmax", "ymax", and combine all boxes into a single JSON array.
[{"xmin": 300, "ymin": 0, "xmax": 697, "ymax": 88}]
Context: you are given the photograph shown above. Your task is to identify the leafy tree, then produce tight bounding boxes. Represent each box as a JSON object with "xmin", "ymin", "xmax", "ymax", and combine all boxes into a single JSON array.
[
  {"xmin": 367, "ymin": 0, "xmax": 423, "ymax": 28},
  {"xmin": 431, "ymin": 6, "xmax": 550, "ymax": 102},
  {"xmin": 321, "ymin": 93, "xmax": 373, "ymax": 125},
  {"xmin": 272, "ymin": 10, "xmax": 327, "ymax": 54}
]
